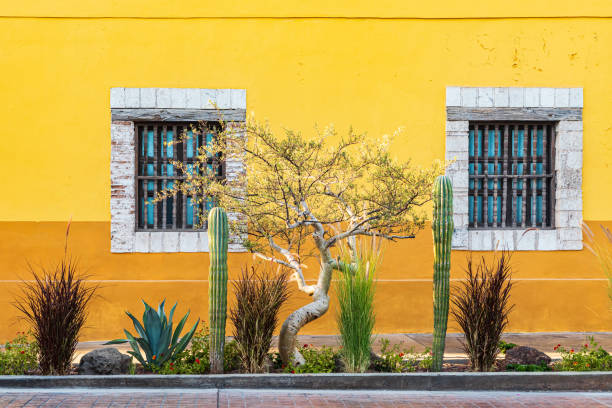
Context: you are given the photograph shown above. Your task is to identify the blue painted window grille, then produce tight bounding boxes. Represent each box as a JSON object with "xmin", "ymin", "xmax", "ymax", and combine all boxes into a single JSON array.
[
  {"xmin": 468, "ymin": 122, "xmax": 555, "ymax": 229},
  {"xmin": 136, "ymin": 122, "xmax": 223, "ymax": 231}
]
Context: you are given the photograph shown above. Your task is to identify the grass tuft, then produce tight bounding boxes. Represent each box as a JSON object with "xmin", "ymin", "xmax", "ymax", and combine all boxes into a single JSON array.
[
  {"xmin": 583, "ymin": 223, "xmax": 612, "ymax": 303},
  {"xmin": 14, "ymin": 222, "xmax": 98, "ymax": 375},
  {"xmin": 230, "ymin": 265, "xmax": 290, "ymax": 373},
  {"xmin": 451, "ymin": 251, "xmax": 514, "ymax": 372},
  {"xmin": 335, "ymin": 237, "xmax": 379, "ymax": 373}
]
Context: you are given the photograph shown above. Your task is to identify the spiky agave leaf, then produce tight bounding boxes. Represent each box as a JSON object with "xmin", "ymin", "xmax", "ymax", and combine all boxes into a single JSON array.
[
  {"xmin": 157, "ymin": 299, "xmax": 166, "ymax": 319},
  {"xmin": 105, "ymin": 338, "xmax": 129, "ymax": 345},
  {"xmin": 172, "ymin": 310, "xmax": 190, "ymax": 346},
  {"xmin": 171, "ymin": 319, "xmax": 200, "ymax": 357},
  {"xmin": 142, "ymin": 305, "xmax": 162, "ymax": 354},
  {"xmin": 123, "ymin": 330, "xmax": 144, "ymax": 359},
  {"xmin": 127, "ymin": 350, "xmax": 146, "ymax": 367},
  {"xmin": 135, "ymin": 336, "xmax": 153, "ymax": 363},
  {"xmin": 125, "ymin": 311, "xmax": 147, "ymax": 339},
  {"xmin": 168, "ymin": 302, "xmax": 178, "ymax": 328}
]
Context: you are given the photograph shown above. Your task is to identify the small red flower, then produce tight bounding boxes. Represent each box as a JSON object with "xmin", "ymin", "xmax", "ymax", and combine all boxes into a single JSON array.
[
  {"xmin": 196, "ymin": 358, "xmax": 200, "ymax": 364},
  {"xmin": 573, "ymin": 361, "xmax": 578, "ymax": 366},
  {"xmin": 586, "ymin": 363, "xmax": 590, "ymax": 367},
  {"xmin": 554, "ymin": 346, "xmax": 558, "ymax": 351},
  {"xmin": 291, "ymin": 370, "xmax": 295, "ymax": 374},
  {"xmin": 170, "ymin": 366, "xmax": 174, "ymax": 371},
  {"xmin": 20, "ymin": 351, "xmax": 25, "ymax": 354},
  {"xmin": 170, "ymin": 362, "xmax": 174, "ymax": 366},
  {"xmin": 557, "ymin": 344, "xmax": 561, "ymax": 347},
  {"xmin": 399, "ymin": 353, "xmax": 404, "ymax": 357},
  {"xmin": 152, "ymin": 355, "xmax": 157, "ymax": 360},
  {"xmin": 303, "ymin": 344, "xmax": 308, "ymax": 348},
  {"xmin": 585, "ymin": 344, "xmax": 589, "ymax": 348},
  {"xmin": 570, "ymin": 349, "xmax": 574, "ymax": 353}
]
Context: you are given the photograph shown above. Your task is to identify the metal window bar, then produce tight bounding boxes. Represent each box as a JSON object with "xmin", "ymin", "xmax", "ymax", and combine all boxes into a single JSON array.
[
  {"xmin": 492, "ymin": 125, "xmax": 499, "ymax": 227},
  {"xmin": 135, "ymin": 121, "xmax": 224, "ymax": 231},
  {"xmin": 468, "ymin": 122, "xmax": 556, "ymax": 230},
  {"xmin": 541, "ymin": 125, "xmax": 548, "ymax": 227},
  {"xmin": 482, "ymin": 124, "xmax": 488, "ymax": 227},
  {"xmin": 473, "ymin": 124, "xmax": 480, "ymax": 227},
  {"xmin": 548, "ymin": 125, "xmax": 556, "ymax": 227},
  {"xmin": 161, "ymin": 125, "xmax": 168, "ymax": 229}
]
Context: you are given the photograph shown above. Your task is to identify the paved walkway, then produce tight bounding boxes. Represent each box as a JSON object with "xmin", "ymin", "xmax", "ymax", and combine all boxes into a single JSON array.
[
  {"xmin": 1, "ymin": 389, "xmax": 612, "ymax": 407},
  {"xmin": 74, "ymin": 332, "xmax": 612, "ymax": 362}
]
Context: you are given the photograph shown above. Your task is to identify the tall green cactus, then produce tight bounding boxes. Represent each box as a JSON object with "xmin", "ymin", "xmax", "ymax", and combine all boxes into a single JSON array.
[
  {"xmin": 208, "ymin": 207, "xmax": 229, "ymax": 373},
  {"xmin": 432, "ymin": 175, "xmax": 453, "ymax": 372}
]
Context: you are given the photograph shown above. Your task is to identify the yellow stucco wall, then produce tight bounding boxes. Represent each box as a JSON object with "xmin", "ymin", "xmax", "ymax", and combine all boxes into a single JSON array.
[{"xmin": 0, "ymin": 2, "xmax": 611, "ymax": 341}]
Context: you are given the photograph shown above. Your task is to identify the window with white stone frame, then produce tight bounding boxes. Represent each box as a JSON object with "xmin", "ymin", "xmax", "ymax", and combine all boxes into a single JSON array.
[
  {"xmin": 445, "ymin": 87, "xmax": 583, "ymax": 251},
  {"xmin": 110, "ymin": 88, "xmax": 246, "ymax": 253}
]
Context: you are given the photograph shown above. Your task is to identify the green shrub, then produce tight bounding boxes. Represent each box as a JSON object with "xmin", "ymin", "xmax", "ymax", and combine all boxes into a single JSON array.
[
  {"xmin": 336, "ymin": 238, "xmax": 378, "ymax": 373},
  {"xmin": 280, "ymin": 345, "xmax": 337, "ymax": 373},
  {"xmin": 554, "ymin": 336, "xmax": 612, "ymax": 371},
  {"xmin": 152, "ymin": 324, "xmax": 240, "ymax": 374},
  {"xmin": 373, "ymin": 339, "xmax": 432, "ymax": 373},
  {"xmin": 506, "ymin": 362, "xmax": 550, "ymax": 372},
  {"xmin": 153, "ymin": 358, "xmax": 206, "ymax": 375},
  {"xmin": 498, "ymin": 341, "xmax": 517, "ymax": 353},
  {"xmin": 223, "ymin": 340, "xmax": 241, "ymax": 372},
  {"xmin": 0, "ymin": 332, "xmax": 38, "ymax": 375},
  {"xmin": 418, "ymin": 349, "xmax": 434, "ymax": 371}
]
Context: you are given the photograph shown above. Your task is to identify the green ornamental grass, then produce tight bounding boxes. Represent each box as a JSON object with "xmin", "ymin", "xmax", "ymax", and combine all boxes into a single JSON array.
[{"xmin": 335, "ymin": 237, "xmax": 380, "ymax": 373}]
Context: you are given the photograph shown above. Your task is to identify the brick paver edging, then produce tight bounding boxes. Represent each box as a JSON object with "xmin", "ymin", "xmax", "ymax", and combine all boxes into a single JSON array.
[{"xmin": 1, "ymin": 372, "xmax": 611, "ymax": 392}]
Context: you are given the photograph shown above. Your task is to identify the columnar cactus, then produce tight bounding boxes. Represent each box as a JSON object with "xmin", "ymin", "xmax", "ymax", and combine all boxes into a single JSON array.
[
  {"xmin": 208, "ymin": 207, "xmax": 229, "ymax": 373},
  {"xmin": 432, "ymin": 175, "xmax": 453, "ymax": 372}
]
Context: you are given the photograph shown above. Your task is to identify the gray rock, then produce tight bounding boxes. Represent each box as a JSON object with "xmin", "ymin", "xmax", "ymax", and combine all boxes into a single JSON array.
[
  {"xmin": 78, "ymin": 348, "xmax": 132, "ymax": 375},
  {"xmin": 504, "ymin": 346, "xmax": 551, "ymax": 366}
]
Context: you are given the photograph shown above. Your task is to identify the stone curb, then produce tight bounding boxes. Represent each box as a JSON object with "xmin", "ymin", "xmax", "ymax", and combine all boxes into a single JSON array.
[{"xmin": 1, "ymin": 372, "xmax": 612, "ymax": 391}]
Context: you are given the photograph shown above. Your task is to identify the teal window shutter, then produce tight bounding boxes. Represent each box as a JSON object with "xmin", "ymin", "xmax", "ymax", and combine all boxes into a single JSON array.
[
  {"xmin": 135, "ymin": 122, "xmax": 225, "ymax": 231},
  {"xmin": 468, "ymin": 122, "xmax": 555, "ymax": 230}
]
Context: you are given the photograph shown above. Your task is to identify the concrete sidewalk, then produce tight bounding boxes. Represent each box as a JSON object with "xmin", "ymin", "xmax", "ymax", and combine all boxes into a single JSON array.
[
  {"xmin": 73, "ymin": 332, "xmax": 612, "ymax": 363},
  {"xmin": 2, "ymin": 389, "xmax": 612, "ymax": 408}
]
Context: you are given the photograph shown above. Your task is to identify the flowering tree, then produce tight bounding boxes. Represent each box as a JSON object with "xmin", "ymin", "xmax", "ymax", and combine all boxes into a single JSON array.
[{"xmin": 159, "ymin": 118, "xmax": 442, "ymax": 365}]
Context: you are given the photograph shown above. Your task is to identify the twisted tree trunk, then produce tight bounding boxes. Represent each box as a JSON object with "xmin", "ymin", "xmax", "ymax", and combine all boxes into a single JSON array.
[
  {"xmin": 277, "ymin": 201, "xmax": 362, "ymax": 366},
  {"xmin": 279, "ymin": 251, "xmax": 335, "ymax": 365},
  {"xmin": 278, "ymin": 287, "xmax": 330, "ymax": 365}
]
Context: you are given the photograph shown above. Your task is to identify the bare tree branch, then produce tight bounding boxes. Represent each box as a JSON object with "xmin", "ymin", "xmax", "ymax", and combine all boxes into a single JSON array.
[{"xmin": 267, "ymin": 236, "xmax": 316, "ymax": 296}]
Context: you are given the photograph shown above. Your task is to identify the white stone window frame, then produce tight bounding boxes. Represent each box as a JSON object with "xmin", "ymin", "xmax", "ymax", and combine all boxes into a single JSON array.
[
  {"xmin": 445, "ymin": 87, "xmax": 583, "ymax": 251},
  {"xmin": 110, "ymin": 87, "xmax": 246, "ymax": 253}
]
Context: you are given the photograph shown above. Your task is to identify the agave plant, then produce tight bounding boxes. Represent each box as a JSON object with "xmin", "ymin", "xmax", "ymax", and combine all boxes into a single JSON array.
[{"xmin": 105, "ymin": 300, "xmax": 199, "ymax": 369}]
